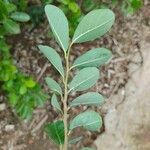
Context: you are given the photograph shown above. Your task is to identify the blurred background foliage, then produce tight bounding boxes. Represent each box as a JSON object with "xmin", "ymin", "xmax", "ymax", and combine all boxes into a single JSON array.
[
  {"xmin": 0, "ymin": 0, "xmax": 47, "ymax": 119},
  {"xmin": 10, "ymin": 0, "xmax": 143, "ymax": 34}
]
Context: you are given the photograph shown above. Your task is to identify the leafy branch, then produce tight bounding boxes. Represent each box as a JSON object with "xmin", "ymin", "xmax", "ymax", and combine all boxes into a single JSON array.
[{"xmin": 39, "ymin": 4, "xmax": 115, "ymax": 150}]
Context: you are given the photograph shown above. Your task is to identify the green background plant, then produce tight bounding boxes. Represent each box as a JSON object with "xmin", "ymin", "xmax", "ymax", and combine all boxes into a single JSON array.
[
  {"xmin": 0, "ymin": 0, "xmax": 47, "ymax": 119},
  {"xmin": 39, "ymin": 4, "xmax": 115, "ymax": 150},
  {"xmin": 0, "ymin": 38, "xmax": 48, "ymax": 119},
  {"xmin": 11, "ymin": 0, "xmax": 142, "ymax": 34},
  {"xmin": 0, "ymin": 0, "xmax": 30, "ymax": 35}
]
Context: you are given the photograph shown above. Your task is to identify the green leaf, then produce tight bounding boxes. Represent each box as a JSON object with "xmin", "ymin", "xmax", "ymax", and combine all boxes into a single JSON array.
[
  {"xmin": 72, "ymin": 48, "xmax": 112, "ymax": 69},
  {"xmin": 38, "ymin": 45, "xmax": 64, "ymax": 77},
  {"xmin": 69, "ymin": 92, "xmax": 104, "ymax": 107},
  {"xmin": 131, "ymin": 0, "xmax": 143, "ymax": 10},
  {"xmin": 10, "ymin": 12, "xmax": 30, "ymax": 22},
  {"xmin": 8, "ymin": 93, "xmax": 18, "ymax": 106},
  {"xmin": 51, "ymin": 94, "xmax": 62, "ymax": 113},
  {"xmin": 19, "ymin": 85, "xmax": 27, "ymax": 95},
  {"xmin": 81, "ymin": 148, "xmax": 96, "ymax": 150},
  {"xmin": 69, "ymin": 67, "xmax": 99, "ymax": 92},
  {"xmin": 61, "ymin": 0, "xmax": 70, "ymax": 5},
  {"xmin": 45, "ymin": 77, "xmax": 62, "ymax": 95},
  {"xmin": 21, "ymin": 105, "xmax": 32, "ymax": 119},
  {"xmin": 70, "ymin": 111, "xmax": 102, "ymax": 131},
  {"xmin": 68, "ymin": 2, "xmax": 80, "ymax": 13},
  {"xmin": 34, "ymin": 92, "xmax": 47, "ymax": 106},
  {"xmin": 3, "ymin": 19, "xmax": 20, "ymax": 34},
  {"xmin": 44, "ymin": 120, "xmax": 64, "ymax": 145},
  {"xmin": 72, "ymin": 9, "xmax": 115, "ymax": 43},
  {"xmin": 5, "ymin": 3, "xmax": 17, "ymax": 13},
  {"xmin": 82, "ymin": 0, "xmax": 98, "ymax": 12},
  {"xmin": 25, "ymin": 78, "xmax": 36, "ymax": 88},
  {"xmin": 45, "ymin": 5, "xmax": 69, "ymax": 53},
  {"xmin": 0, "ymin": 0, "xmax": 8, "ymax": 16}
]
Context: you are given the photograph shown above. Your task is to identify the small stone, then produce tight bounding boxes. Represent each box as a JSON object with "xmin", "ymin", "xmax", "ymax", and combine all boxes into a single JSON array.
[
  {"xmin": 0, "ymin": 104, "xmax": 6, "ymax": 111},
  {"xmin": 5, "ymin": 125, "xmax": 15, "ymax": 132}
]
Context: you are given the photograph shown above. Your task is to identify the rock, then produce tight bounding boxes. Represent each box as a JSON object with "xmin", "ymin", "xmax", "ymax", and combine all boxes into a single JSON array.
[
  {"xmin": 95, "ymin": 33, "xmax": 150, "ymax": 150},
  {"xmin": 0, "ymin": 103, "xmax": 6, "ymax": 111},
  {"xmin": 5, "ymin": 125, "xmax": 15, "ymax": 132}
]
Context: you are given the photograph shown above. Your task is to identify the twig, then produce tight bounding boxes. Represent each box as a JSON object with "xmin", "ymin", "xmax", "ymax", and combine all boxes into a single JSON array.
[
  {"xmin": 37, "ymin": 63, "xmax": 50, "ymax": 81},
  {"xmin": 31, "ymin": 115, "xmax": 48, "ymax": 133}
]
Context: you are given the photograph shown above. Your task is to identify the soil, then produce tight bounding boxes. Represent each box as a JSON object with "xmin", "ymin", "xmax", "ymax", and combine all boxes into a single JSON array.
[{"xmin": 0, "ymin": 2, "xmax": 150, "ymax": 150}]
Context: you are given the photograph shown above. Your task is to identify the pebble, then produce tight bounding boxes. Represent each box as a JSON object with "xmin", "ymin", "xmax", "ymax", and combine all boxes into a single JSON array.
[
  {"xmin": 0, "ymin": 104, "xmax": 6, "ymax": 111},
  {"xmin": 5, "ymin": 125, "xmax": 15, "ymax": 132}
]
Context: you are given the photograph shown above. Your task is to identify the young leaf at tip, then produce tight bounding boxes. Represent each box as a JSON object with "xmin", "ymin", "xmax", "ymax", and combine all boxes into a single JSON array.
[
  {"xmin": 44, "ymin": 120, "xmax": 64, "ymax": 145},
  {"xmin": 45, "ymin": 5, "xmax": 69, "ymax": 53},
  {"xmin": 38, "ymin": 45, "xmax": 64, "ymax": 77},
  {"xmin": 72, "ymin": 9, "xmax": 115, "ymax": 44},
  {"xmin": 45, "ymin": 77, "xmax": 62, "ymax": 95},
  {"xmin": 69, "ymin": 67, "xmax": 100, "ymax": 92},
  {"xmin": 51, "ymin": 94, "xmax": 62, "ymax": 113},
  {"xmin": 72, "ymin": 48, "xmax": 112, "ymax": 69},
  {"xmin": 69, "ymin": 92, "xmax": 104, "ymax": 107},
  {"xmin": 70, "ymin": 111, "xmax": 102, "ymax": 131}
]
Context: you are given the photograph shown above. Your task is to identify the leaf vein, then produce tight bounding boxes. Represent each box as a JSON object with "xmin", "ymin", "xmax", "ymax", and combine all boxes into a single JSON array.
[{"xmin": 72, "ymin": 17, "xmax": 114, "ymax": 43}]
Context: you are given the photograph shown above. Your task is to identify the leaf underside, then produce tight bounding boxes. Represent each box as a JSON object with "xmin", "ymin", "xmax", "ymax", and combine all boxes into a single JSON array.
[
  {"xmin": 73, "ymin": 48, "xmax": 112, "ymax": 69},
  {"xmin": 69, "ymin": 92, "xmax": 104, "ymax": 107},
  {"xmin": 45, "ymin": 4, "xmax": 69, "ymax": 53},
  {"xmin": 45, "ymin": 77, "xmax": 62, "ymax": 95},
  {"xmin": 38, "ymin": 45, "xmax": 64, "ymax": 77},
  {"xmin": 70, "ymin": 111, "xmax": 102, "ymax": 131},
  {"xmin": 72, "ymin": 9, "xmax": 115, "ymax": 43},
  {"xmin": 51, "ymin": 94, "xmax": 62, "ymax": 113},
  {"xmin": 69, "ymin": 67, "xmax": 100, "ymax": 92}
]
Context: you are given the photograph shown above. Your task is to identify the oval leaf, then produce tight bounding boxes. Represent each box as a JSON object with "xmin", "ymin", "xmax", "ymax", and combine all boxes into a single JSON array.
[
  {"xmin": 10, "ymin": 12, "xmax": 30, "ymax": 22},
  {"xmin": 70, "ymin": 111, "xmax": 102, "ymax": 131},
  {"xmin": 38, "ymin": 45, "xmax": 64, "ymax": 77},
  {"xmin": 72, "ymin": 48, "xmax": 112, "ymax": 69},
  {"xmin": 3, "ymin": 19, "xmax": 20, "ymax": 34},
  {"xmin": 69, "ymin": 92, "xmax": 104, "ymax": 107},
  {"xmin": 45, "ymin": 5, "xmax": 69, "ymax": 53},
  {"xmin": 72, "ymin": 9, "xmax": 115, "ymax": 43},
  {"xmin": 44, "ymin": 120, "xmax": 64, "ymax": 145},
  {"xmin": 51, "ymin": 94, "xmax": 62, "ymax": 113},
  {"xmin": 69, "ymin": 67, "xmax": 99, "ymax": 92},
  {"xmin": 45, "ymin": 77, "xmax": 62, "ymax": 95}
]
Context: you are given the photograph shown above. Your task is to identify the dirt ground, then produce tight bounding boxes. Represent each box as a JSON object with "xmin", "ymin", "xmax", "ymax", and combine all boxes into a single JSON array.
[{"xmin": 0, "ymin": 2, "xmax": 150, "ymax": 150}]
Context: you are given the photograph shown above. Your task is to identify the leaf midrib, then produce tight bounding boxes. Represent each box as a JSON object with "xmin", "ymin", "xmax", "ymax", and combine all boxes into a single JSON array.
[
  {"xmin": 49, "ymin": 18, "xmax": 66, "ymax": 51},
  {"xmin": 85, "ymin": 120, "xmax": 100, "ymax": 126},
  {"xmin": 54, "ymin": 123, "xmax": 62, "ymax": 144},
  {"xmin": 70, "ymin": 101, "xmax": 100, "ymax": 107},
  {"xmin": 69, "ymin": 73, "xmax": 98, "ymax": 92},
  {"xmin": 72, "ymin": 17, "xmax": 114, "ymax": 43},
  {"xmin": 46, "ymin": 49, "xmax": 64, "ymax": 77},
  {"xmin": 73, "ymin": 55, "xmax": 110, "ymax": 68},
  {"xmin": 72, "ymin": 120, "xmax": 100, "ymax": 129}
]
